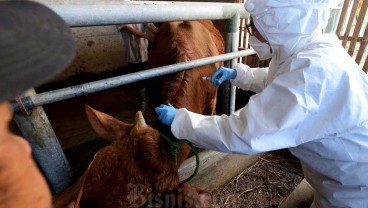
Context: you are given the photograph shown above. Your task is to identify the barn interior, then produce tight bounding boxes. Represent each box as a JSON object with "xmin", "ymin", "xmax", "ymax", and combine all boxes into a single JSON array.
[{"xmin": 9, "ymin": 0, "xmax": 368, "ymax": 207}]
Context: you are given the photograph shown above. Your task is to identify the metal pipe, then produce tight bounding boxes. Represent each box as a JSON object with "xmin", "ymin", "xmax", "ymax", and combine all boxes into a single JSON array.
[
  {"xmin": 13, "ymin": 89, "xmax": 72, "ymax": 193},
  {"xmin": 46, "ymin": 2, "xmax": 250, "ymax": 26},
  {"xmin": 222, "ymin": 14, "xmax": 241, "ymax": 115},
  {"xmin": 11, "ymin": 49, "xmax": 255, "ymax": 112},
  {"xmin": 230, "ymin": 14, "xmax": 241, "ymax": 114}
]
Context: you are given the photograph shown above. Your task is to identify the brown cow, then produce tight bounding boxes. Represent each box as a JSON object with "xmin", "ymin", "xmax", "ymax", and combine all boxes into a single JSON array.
[
  {"xmin": 146, "ymin": 20, "xmax": 224, "ymax": 116},
  {"xmin": 52, "ymin": 105, "xmax": 212, "ymax": 208},
  {"xmin": 146, "ymin": 20, "xmax": 224, "ymax": 181}
]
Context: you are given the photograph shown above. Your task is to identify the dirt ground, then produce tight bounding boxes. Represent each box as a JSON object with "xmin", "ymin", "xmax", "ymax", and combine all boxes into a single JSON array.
[{"xmin": 212, "ymin": 149, "xmax": 304, "ymax": 208}]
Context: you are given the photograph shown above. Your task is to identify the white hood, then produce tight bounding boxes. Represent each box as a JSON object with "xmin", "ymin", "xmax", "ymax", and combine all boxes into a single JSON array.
[{"xmin": 244, "ymin": 0, "xmax": 343, "ymax": 61}]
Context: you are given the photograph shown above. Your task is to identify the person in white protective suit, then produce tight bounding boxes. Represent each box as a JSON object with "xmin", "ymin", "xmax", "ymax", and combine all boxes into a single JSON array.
[{"xmin": 155, "ymin": 0, "xmax": 368, "ymax": 207}]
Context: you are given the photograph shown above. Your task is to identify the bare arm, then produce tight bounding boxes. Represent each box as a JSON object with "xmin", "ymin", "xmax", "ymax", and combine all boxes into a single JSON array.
[
  {"xmin": 147, "ymin": 23, "xmax": 158, "ymax": 34},
  {"xmin": 120, "ymin": 24, "xmax": 155, "ymax": 42},
  {"xmin": 123, "ymin": 24, "xmax": 146, "ymax": 38}
]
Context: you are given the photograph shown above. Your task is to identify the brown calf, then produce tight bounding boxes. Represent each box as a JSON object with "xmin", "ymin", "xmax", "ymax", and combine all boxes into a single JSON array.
[{"xmin": 52, "ymin": 105, "xmax": 212, "ymax": 208}]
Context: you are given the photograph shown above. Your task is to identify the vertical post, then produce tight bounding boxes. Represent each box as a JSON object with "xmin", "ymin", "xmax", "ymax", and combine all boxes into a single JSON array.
[
  {"xmin": 223, "ymin": 14, "xmax": 240, "ymax": 115},
  {"xmin": 13, "ymin": 89, "xmax": 72, "ymax": 194}
]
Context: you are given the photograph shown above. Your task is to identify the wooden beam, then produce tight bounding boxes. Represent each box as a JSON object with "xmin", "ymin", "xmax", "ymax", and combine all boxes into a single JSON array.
[
  {"xmin": 179, "ymin": 150, "xmax": 265, "ymax": 191},
  {"xmin": 336, "ymin": 0, "xmax": 352, "ymax": 37},
  {"xmin": 278, "ymin": 178, "xmax": 315, "ymax": 208},
  {"xmin": 348, "ymin": 0, "xmax": 367, "ymax": 56},
  {"xmin": 355, "ymin": 22, "xmax": 368, "ymax": 65},
  {"xmin": 342, "ymin": 0, "xmax": 360, "ymax": 47}
]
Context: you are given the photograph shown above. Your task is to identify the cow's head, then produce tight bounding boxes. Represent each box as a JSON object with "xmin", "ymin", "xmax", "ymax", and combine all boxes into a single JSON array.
[
  {"xmin": 81, "ymin": 105, "xmax": 189, "ymax": 207},
  {"xmin": 147, "ymin": 21, "xmax": 224, "ymax": 116}
]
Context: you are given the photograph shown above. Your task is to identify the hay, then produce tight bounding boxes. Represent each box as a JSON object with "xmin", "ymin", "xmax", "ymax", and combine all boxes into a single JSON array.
[{"xmin": 212, "ymin": 149, "xmax": 304, "ymax": 208}]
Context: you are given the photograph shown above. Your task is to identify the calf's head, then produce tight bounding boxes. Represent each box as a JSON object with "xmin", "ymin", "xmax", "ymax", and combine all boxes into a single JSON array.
[{"xmin": 81, "ymin": 105, "xmax": 191, "ymax": 207}]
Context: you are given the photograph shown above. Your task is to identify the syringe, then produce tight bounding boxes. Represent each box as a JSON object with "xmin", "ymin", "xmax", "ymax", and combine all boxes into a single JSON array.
[{"xmin": 202, "ymin": 77, "xmax": 218, "ymax": 81}]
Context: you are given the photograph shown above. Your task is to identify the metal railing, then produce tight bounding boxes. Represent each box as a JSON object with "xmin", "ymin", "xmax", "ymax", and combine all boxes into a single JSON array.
[{"xmin": 12, "ymin": 1, "xmax": 254, "ymax": 193}]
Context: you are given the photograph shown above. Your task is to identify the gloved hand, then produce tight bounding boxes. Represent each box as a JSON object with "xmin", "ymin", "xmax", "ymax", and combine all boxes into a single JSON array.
[
  {"xmin": 155, "ymin": 103, "xmax": 177, "ymax": 126},
  {"xmin": 210, "ymin": 66, "xmax": 237, "ymax": 87}
]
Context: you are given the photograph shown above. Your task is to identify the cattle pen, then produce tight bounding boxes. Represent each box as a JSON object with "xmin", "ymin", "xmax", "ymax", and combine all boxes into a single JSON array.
[
  {"xmin": 11, "ymin": 1, "xmax": 257, "ymax": 194},
  {"xmin": 9, "ymin": 0, "xmax": 367, "ymax": 206}
]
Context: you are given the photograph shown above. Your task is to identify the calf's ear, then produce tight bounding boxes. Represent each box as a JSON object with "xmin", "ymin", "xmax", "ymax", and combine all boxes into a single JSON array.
[{"xmin": 85, "ymin": 105, "xmax": 133, "ymax": 141}]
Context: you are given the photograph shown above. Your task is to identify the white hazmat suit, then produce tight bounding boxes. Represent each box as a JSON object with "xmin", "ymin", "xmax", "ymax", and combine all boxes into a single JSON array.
[{"xmin": 171, "ymin": 0, "xmax": 368, "ymax": 207}]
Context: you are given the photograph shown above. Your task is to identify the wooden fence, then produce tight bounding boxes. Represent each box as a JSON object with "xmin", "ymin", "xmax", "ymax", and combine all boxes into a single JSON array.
[
  {"xmin": 238, "ymin": 0, "xmax": 368, "ymax": 71},
  {"xmin": 336, "ymin": 0, "xmax": 367, "ymax": 72}
]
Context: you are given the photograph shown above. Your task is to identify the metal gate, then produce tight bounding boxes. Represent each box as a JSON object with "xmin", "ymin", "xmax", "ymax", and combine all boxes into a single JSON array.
[{"xmin": 11, "ymin": 1, "xmax": 254, "ymax": 193}]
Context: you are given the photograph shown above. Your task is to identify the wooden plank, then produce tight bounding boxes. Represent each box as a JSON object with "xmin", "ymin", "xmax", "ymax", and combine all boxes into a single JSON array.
[
  {"xmin": 348, "ymin": 0, "xmax": 367, "ymax": 56},
  {"xmin": 355, "ymin": 22, "xmax": 368, "ymax": 64},
  {"xmin": 342, "ymin": 0, "xmax": 360, "ymax": 47},
  {"xmin": 179, "ymin": 150, "xmax": 265, "ymax": 192},
  {"xmin": 339, "ymin": 36, "xmax": 364, "ymax": 41},
  {"xmin": 278, "ymin": 179, "xmax": 314, "ymax": 208},
  {"xmin": 336, "ymin": 0, "xmax": 352, "ymax": 37}
]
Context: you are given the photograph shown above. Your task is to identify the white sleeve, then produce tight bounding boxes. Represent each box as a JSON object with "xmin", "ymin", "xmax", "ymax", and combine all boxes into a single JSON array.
[
  {"xmin": 171, "ymin": 71, "xmax": 311, "ymax": 155},
  {"xmin": 230, "ymin": 63, "xmax": 269, "ymax": 93}
]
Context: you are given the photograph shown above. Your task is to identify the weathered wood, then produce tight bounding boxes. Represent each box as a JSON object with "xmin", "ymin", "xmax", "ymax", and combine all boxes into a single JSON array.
[
  {"xmin": 179, "ymin": 150, "xmax": 265, "ymax": 192},
  {"xmin": 342, "ymin": 0, "xmax": 360, "ymax": 47},
  {"xmin": 356, "ymin": 23, "xmax": 368, "ymax": 65},
  {"xmin": 339, "ymin": 36, "xmax": 365, "ymax": 42},
  {"xmin": 278, "ymin": 178, "xmax": 314, "ymax": 208},
  {"xmin": 348, "ymin": 0, "xmax": 367, "ymax": 56},
  {"xmin": 336, "ymin": 0, "xmax": 351, "ymax": 37}
]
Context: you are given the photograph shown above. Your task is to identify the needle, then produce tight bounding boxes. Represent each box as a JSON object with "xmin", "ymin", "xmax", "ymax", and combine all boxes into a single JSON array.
[{"xmin": 202, "ymin": 77, "xmax": 218, "ymax": 81}]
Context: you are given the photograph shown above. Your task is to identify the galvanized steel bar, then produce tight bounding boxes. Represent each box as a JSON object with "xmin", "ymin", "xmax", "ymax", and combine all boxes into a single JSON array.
[
  {"xmin": 222, "ymin": 14, "xmax": 241, "ymax": 115},
  {"xmin": 46, "ymin": 2, "xmax": 249, "ymax": 26},
  {"xmin": 12, "ymin": 89, "xmax": 72, "ymax": 193},
  {"xmin": 11, "ymin": 49, "xmax": 256, "ymax": 112},
  {"xmin": 230, "ymin": 14, "xmax": 241, "ymax": 114}
]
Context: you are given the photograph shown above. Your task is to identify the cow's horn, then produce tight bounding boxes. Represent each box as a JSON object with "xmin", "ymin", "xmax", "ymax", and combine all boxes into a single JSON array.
[{"xmin": 135, "ymin": 111, "xmax": 147, "ymax": 128}]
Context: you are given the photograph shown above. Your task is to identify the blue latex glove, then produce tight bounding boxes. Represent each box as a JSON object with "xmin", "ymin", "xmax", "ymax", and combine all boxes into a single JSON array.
[
  {"xmin": 210, "ymin": 66, "xmax": 237, "ymax": 87},
  {"xmin": 155, "ymin": 103, "xmax": 177, "ymax": 126}
]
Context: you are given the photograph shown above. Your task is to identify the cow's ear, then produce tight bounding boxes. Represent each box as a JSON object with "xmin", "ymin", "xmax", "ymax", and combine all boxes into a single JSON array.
[{"xmin": 85, "ymin": 105, "xmax": 133, "ymax": 142}]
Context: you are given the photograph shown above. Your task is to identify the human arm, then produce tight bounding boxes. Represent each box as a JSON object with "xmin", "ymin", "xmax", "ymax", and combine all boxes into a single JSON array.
[
  {"xmin": 170, "ymin": 70, "xmax": 316, "ymax": 155},
  {"xmin": 231, "ymin": 63, "xmax": 268, "ymax": 93},
  {"xmin": 211, "ymin": 63, "xmax": 269, "ymax": 93},
  {"xmin": 119, "ymin": 24, "xmax": 154, "ymax": 42},
  {"xmin": 147, "ymin": 23, "xmax": 158, "ymax": 34}
]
